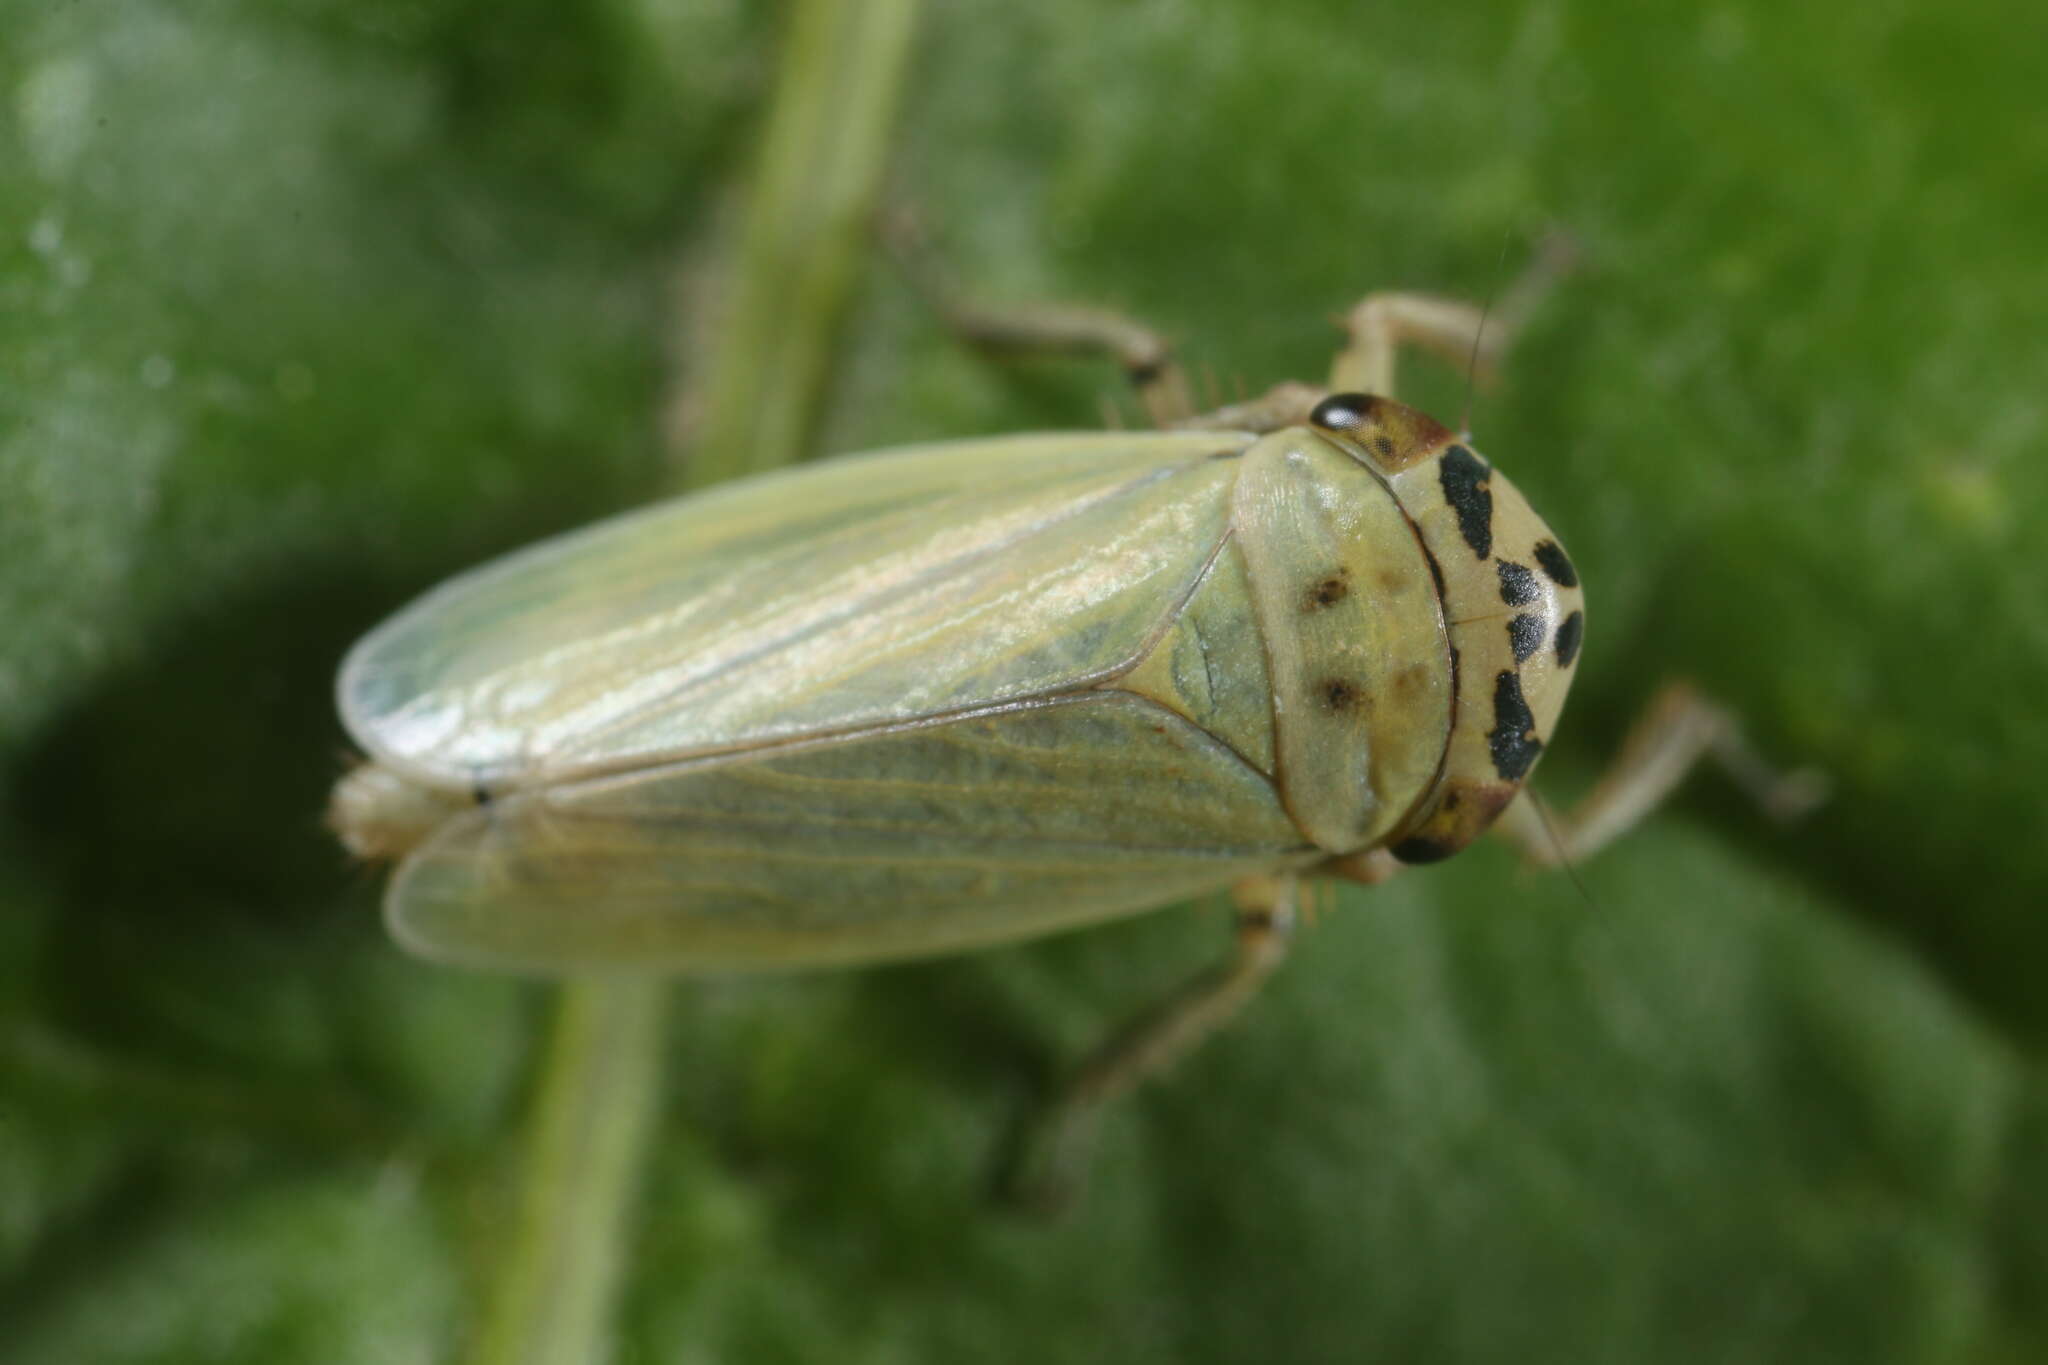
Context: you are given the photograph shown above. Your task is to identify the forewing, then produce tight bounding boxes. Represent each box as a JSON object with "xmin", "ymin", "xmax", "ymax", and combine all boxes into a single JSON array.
[
  {"xmin": 341, "ymin": 432, "xmax": 1248, "ymax": 786},
  {"xmin": 383, "ymin": 694, "xmax": 1312, "ymax": 971}
]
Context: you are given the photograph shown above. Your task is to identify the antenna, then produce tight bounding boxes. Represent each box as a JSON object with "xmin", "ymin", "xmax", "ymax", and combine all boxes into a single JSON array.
[
  {"xmin": 1528, "ymin": 788, "xmax": 1597, "ymax": 912},
  {"xmin": 1458, "ymin": 228, "xmax": 1517, "ymax": 439}
]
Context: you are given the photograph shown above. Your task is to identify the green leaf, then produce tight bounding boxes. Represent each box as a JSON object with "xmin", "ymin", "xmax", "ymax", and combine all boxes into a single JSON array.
[{"xmin": 4, "ymin": 1, "xmax": 2041, "ymax": 1362}]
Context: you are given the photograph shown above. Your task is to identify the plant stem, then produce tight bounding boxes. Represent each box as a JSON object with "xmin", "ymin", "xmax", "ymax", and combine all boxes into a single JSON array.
[
  {"xmin": 465, "ymin": 982, "xmax": 667, "ymax": 1365},
  {"xmin": 467, "ymin": 3, "xmax": 922, "ymax": 1362},
  {"xmin": 688, "ymin": 0, "xmax": 924, "ymax": 485}
]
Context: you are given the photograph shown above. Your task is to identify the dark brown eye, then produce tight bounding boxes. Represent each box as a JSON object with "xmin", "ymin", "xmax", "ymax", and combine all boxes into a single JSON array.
[{"xmin": 1309, "ymin": 393, "xmax": 1379, "ymax": 432}]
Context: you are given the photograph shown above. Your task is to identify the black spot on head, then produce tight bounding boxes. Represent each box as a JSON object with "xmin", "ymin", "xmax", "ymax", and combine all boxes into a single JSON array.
[
  {"xmin": 1310, "ymin": 392, "xmax": 1378, "ymax": 432},
  {"xmin": 1319, "ymin": 678, "xmax": 1361, "ymax": 713},
  {"xmin": 1508, "ymin": 613, "xmax": 1545, "ymax": 663},
  {"xmin": 1390, "ymin": 835, "xmax": 1456, "ymax": 864},
  {"xmin": 1533, "ymin": 540, "xmax": 1578, "ymax": 588},
  {"xmin": 471, "ymin": 780, "xmax": 493, "ymax": 806},
  {"xmin": 1496, "ymin": 559, "xmax": 1540, "ymax": 606},
  {"xmin": 1302, "ymin": 568, "xmax": 1351, "ymax": 611},
  {"xmin": 1124, "ymin": 356, "xmax": 1165, "ymax": 385},
  {"xmin": 1373, "ymin": 435, "xmax": 1396, "ymax": 459},
  {"xmin": 1486, "ymin": 670, "xmax": 1543, "ymax": 781},
  {"xmin": 1554, "ymin": 610, "xmax": 1584, "ymax": 668},
  {"xmin": 1438, "ymin": 445, "xmax": 1493, "ymax": 559}
]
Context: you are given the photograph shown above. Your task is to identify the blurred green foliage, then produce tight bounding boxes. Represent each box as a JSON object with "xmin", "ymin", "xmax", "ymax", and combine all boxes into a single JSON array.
[{"xmin": 3, "ymin": 1, "xmax": 2044, "ymax": 1361}]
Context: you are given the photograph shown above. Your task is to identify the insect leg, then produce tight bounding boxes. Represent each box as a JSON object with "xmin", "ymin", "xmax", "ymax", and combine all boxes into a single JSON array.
[
  {"xmin": 1319, "ymin": 846, "xmax": 1404, "ymax": 885},
  {"xmin": 884, "ymin": 210, "xmax": 1195, "ymax": 425},
  {"xmin": 944, "ymin": 300, "xmax": 1195, "ymax": 427},
  {"xmin": 1492, "ymin": 680, "xmax": 1830, "ymax": 866},
  {"xmin": 1002, "ymin": 876, "xmax": 1297, "ymax": 1211},
  {"xmin": 1170, "ymin": 380, "xmax": 1329, "ymax": 434},
  {"xmin": 1328, "ymin": 233, "xmax": 1578, "ymax": 400}
]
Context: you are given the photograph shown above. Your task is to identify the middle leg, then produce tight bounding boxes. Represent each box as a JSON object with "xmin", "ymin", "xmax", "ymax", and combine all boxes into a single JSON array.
[
  {"xmin": 1491, "ymin": 681, "xmax": 1830, "ymax": 866},
  {"xmin": 885, "ymin": 210, "xmax": 1197, "ymax": 426},
  {"xmin": 1001, "ymin": 875, "xmax": 1299, "ymax": 1211}
]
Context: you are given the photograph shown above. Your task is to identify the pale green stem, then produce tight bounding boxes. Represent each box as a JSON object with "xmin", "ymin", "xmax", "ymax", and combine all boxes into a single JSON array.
[
  {"xmin": 689, "ymin": 0, "xmax": 924, "ymax": 485},
  {"xmin": 465, "ymin": 982, "xmax": 668, "ymax": 1365},
  {"xmin": 466, "ymin": 3, "xmax": 922, "ymax": 1363}
]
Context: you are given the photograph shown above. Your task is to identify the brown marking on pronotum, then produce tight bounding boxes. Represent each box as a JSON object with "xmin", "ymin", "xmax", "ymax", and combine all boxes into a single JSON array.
[
  {"xmin": 1389, "ymin": 662, "xmax": 1434, "ymax": 702},
  {"xmin": 1302, "ymin": 568, "xmax": 1352, "ymax": 612},
  {"xmin": 1318, "ymin": 677, "xmax": 1362, "ymax": 713}
]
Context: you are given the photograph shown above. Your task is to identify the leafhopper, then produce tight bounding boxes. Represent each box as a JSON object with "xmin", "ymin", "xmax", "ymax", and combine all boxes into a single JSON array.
[{"xmin": 331, "ymin": 257, "xmax": 1815, "ymax": 1199}]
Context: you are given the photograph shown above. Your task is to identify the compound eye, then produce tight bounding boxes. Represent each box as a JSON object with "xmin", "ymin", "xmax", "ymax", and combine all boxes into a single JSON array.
[{"xmin": 1309, "ymin": 392, "xmax": 1381, "ymax": 433}]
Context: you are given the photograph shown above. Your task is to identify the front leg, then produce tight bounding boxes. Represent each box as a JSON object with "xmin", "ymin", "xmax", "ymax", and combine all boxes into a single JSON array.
[
  {"xmin": 1492, "ymin": 681, "xmax": 1830, "ymax": 866},
  {"xmin": 1329, "ymin": 232, "xmax": 1578, "ymax": 402}
]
